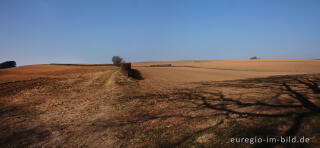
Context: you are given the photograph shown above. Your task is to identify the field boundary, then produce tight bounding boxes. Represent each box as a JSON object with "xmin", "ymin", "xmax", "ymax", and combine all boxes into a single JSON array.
[{"xmin": 50, "ymin": 63, "xmax": 114, "ymax": 66}]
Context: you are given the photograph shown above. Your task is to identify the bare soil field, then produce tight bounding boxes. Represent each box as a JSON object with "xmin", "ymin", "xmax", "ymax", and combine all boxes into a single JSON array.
[
  {"xmin": 0, "ymin": 65, "xmax": 122, "ymax": 147},
  {"xmin": 1, "ymin": 59, "xmax": 320, "ymax": 147},
  {"xmin": 133, "ymin": 59, "xmax": 320, "ymax": 82}
]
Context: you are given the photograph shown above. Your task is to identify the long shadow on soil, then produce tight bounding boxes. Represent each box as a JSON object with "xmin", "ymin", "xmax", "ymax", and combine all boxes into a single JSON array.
[
  {"xmin": 105, "ymin": 74, "xmax": 320, "ymax": 147},
  {"xmin": 3, "ymin": 74, "xmax": 319, "ymax": 147}
]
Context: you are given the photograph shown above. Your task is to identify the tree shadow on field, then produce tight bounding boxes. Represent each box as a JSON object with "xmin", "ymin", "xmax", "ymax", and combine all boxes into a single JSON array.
[
  {"xmin": 187, "ymin": 74, "xmax": 320, "ymax": 148},
  {"xmin": 0, "ymin": 126, "xmax": 51, "ymax": 147},
  {"xmin": 92, "ymin": 74, "xmax": 320, "ymax": 147}
]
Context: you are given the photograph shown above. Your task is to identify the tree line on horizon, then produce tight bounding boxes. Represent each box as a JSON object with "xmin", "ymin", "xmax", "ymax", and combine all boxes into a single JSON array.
[{"xmin": 0, "ymin": 61, "xmax": 16, "ymax": 69}]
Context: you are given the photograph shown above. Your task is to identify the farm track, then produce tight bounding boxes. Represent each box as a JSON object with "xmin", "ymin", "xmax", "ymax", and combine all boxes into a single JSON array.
[{"xmin": 0, "ymin": 66, "xmax": 124, "ymax": 147}]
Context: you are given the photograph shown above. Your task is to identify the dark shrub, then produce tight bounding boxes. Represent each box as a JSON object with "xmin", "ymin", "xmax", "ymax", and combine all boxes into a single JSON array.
[
  {"xmin": 150, "ymin": 64, "xmax": 172, "ymax": 67},
  {"xmin": 128, "ymin": 69, "xmax": 143, "ymax": 80},
  {"xmin": 112, "ymin": 56, "xmax": 123, "ymax": 66},
  {"xmin": 0, "ymin": 61, "xmax": 16, "ymax": 69},
  {"xmin": 120, "ymin": 62, "xmax": 131, "ymax": 75},
  {"xmin": 120, "ymin": 62, "xmax": 143, "ymax": 80},
  {"xmin": 250, "ymin": 56, "xmax": 258, "ymax": 60}
]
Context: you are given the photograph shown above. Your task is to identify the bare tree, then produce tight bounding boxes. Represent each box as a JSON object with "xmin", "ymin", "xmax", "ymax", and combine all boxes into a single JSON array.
[
  {"xmin": 112, "ymin": 56, "xmax": 123, "ymax": 66},
  {"xmin": 250, "ymin": 56, "xmax": 258, "ymax": 60}
]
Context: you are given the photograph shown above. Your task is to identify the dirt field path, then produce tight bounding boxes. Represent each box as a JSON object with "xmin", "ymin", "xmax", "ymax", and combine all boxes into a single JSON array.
[
  {"xmin": 0, "ymin": 65, "xmax": 124, "ymax": 147},
  {"xmin": 43, "ymin": 70, "xmax": 120, "ymax": 147},
  {"xmin": 106, "ymin": 71, "xmax": 117, "ymax": 88}
]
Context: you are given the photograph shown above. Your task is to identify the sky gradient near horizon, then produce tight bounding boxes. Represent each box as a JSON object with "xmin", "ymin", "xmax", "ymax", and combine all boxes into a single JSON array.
[{"xmin": 1, "ymin": 0, "xmax": 320, "ymax": 65}]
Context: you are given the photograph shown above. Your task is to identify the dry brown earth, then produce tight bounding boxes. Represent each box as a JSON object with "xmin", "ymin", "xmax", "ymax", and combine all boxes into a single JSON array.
[{"xmin": 1, "ymin": 60, "xmax": 320, "ymax": 147}]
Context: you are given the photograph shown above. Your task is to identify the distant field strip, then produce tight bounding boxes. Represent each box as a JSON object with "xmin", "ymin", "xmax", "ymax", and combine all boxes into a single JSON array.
[
  {"xmin": 136, "ymin": 65, "xmax": 262, "ymax": 72},
  {"xmin": 50, "ymin": 63, "xmax": 114, "ymax": 66}
]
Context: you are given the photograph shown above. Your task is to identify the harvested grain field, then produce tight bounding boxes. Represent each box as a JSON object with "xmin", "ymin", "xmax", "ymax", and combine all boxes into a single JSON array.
[
  {"xmin": 133, "ymin": 59, "xmax": 320, "ymax": 82},
  {"xmin": 1, "ymin": 59, "xmax": 320, "ymax": 147},
  {"xmin": 0, "ymin": 65, "xmax": 122, "ymax": 147}
]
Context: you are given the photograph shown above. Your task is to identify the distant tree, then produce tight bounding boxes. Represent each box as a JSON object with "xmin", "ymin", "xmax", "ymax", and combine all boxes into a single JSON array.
[
  {"xmin": 112, "ymin": 56, "xmax": 123, "ymax": 66},
  {"xmin": 250, "ymin": 56, "xmax": 259, "ymax": 60},
  {"xmin": 0, "ymin": 61, "xmax": 16, "ymax": 69}
]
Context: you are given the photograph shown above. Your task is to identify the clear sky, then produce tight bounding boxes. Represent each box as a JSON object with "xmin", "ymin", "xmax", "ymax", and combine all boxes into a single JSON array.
[{"xmin": 1, "ymin": 0, "xmax": 320, "ymax": 65}]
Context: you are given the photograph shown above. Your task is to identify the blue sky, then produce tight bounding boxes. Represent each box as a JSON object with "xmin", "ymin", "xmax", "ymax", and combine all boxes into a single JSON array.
[{"xmin": 0, "ymin": 0, "xmax": 320, "ymax": 65}]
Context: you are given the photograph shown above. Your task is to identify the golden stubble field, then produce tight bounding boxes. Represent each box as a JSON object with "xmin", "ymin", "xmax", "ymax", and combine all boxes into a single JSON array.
[
  {"xmin": 1, "ymin": 59, "xmax": 320, "ymax": 147},
  {"xmin": 133, "ymin": 59, "xmax": 320, "ymax": 82}
]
